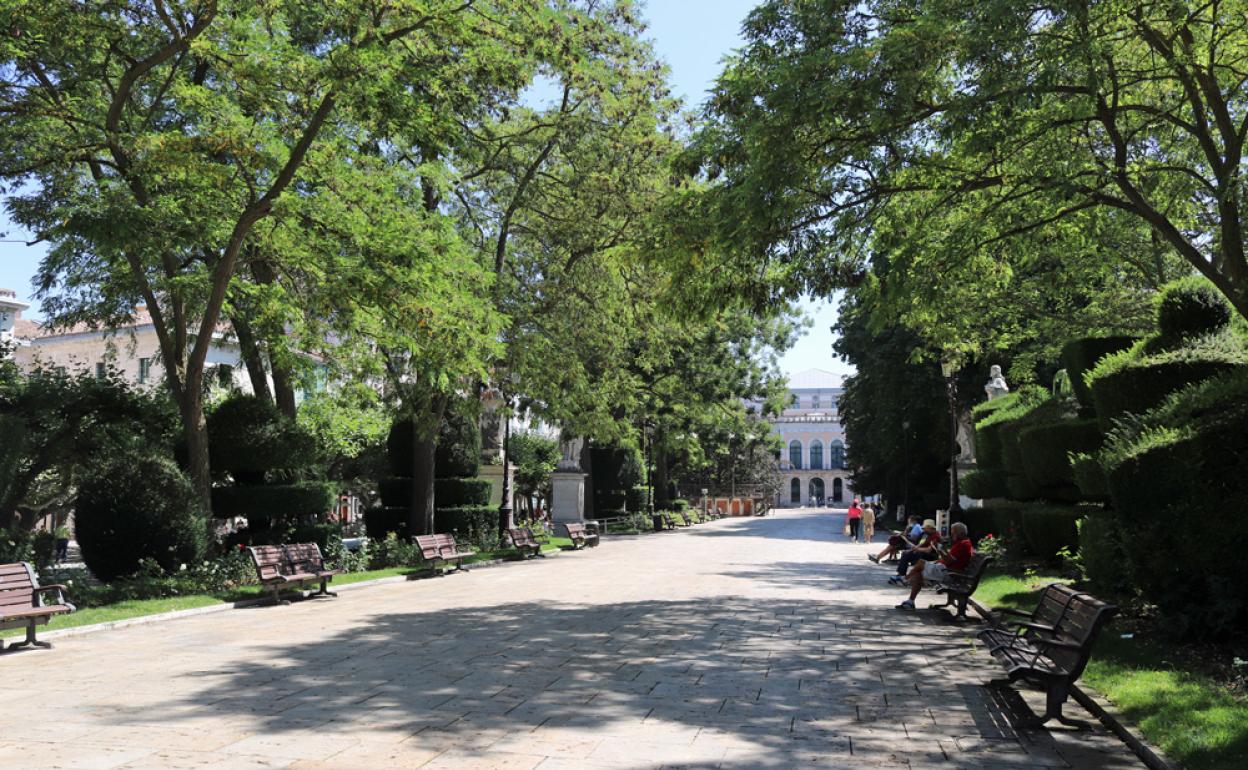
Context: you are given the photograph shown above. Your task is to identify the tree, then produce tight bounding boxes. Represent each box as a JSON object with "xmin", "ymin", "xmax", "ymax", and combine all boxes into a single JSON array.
[
  {"xmin": 507, "ymin": 431, "xmax": 560, "ymax": 517},
  {"xmin": 0, "ymin": 0, "xmax": 543, "ymax": 508},
  {"xmin": 685, "ymin": 0, "xmax": 1248, "ymax": 321}
]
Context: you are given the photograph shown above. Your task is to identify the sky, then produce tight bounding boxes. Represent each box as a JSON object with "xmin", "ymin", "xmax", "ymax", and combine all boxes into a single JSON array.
[{"xmin": 0, "ymin": 0, "xmax": 851, "ymax": 382}]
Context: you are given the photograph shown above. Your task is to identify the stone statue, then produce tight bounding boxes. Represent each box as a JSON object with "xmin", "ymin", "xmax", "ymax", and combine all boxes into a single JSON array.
[
  {"xmin": 984, "ymin": 365, "xmax": 1010, "ymax": 401},
  {"xmin": 557, "ymin": 436, "xmax": 584, "ymax": 472},
  {"xmin": 479, "ymin": 386, "xmax": 505, "ymax": 463}
]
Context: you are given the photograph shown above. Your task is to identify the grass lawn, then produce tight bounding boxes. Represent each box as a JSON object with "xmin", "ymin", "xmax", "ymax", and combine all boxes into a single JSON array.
[
  {"xmin": 4, "ymin": 541, "xmax": 584, "ymax": 641},
  {"xmin": 976, "ymin": 572, "xmax": 1248, "ymax": 770}
]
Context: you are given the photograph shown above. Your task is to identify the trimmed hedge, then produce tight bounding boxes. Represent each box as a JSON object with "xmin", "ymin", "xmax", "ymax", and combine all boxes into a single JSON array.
[
  {"xmin": 1069, "ymin": 452, "xmax": 1110, "ymax": 501},
  {"xmin": 959, "ymin": 502, "xmax": 1026, "ymax": 545},
  {"xmin": 386, "ymin": 410, "xmax": 481, "ymax": 479},
  {"xmin": 210, "ymin": 481, "xmax": 336, "ymax": 524},
  {"xmin": 1017, "ymin": 418, "xmax": 1102, "ymax": 502},
  {"xmin": 1156, "ymin": 275, "xmax": 1232, "ymax": 340},
  {"xmin": 671, "ymin": 499, "xmax": 690, "ymax": 512},
  {"xmin": 1077, "ymin": 514, "xmax": 1129, "ymax": 594},
  {"xmin": 1061, "ymin": 336, "xmax": 1136, "ymax": 411},
  {"xmin": 1089, "ymin": 357, "xmax": 1240, "ymax": 431},
  {"xmin": 76, "ymin": 455, "xmax": 208, "ymax": 582},
  {"xmin": 1018, "ymin": 505, "xmax": 1083, "ymax": 563},
  {"xmin": 435, "ymin": 505, "xmax": 497, "ymax": 550},
  {"xmin": 364, "ymin": 506, "xmax": 409, "ymax": 540},
  {"xmin": 435, "ymin": 478, "xmax": 492, "ymax": 507},
  {"xmin": 960, "ymin": 469, "xmax": 1009, "ymax": 501},
  {"xmin": 626, "ymin": 485, "xmax": 648, "ymax": 513}
]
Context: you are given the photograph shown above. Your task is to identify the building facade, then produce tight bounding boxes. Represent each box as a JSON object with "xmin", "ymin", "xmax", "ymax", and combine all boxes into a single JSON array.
[{"xmin": 770, "ymin": 368, "xmax": 854, "ymax": 507}]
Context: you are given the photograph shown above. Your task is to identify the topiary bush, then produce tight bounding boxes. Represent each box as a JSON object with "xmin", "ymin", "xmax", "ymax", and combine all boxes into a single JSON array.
[
  {"xmin": 1061, "ymin": 336, "xmax": 1137, "ymax": 412},
  {"xmin": 434, "ymin": 478, "xmax": 492, "ymax": 507},
  {"xmin": 1076, "ymin": 514, "xmax": 1129, "ymax": 594},
  {"xmin": 1017, "ymin": 418, "xmax": 1102, "ymax": 502},
  {"xmin": 960, "ymin": 469, "xmax": 1009, "ymax": 501},
  {"xmin": 626, "ymin": 485, "xmax": 648, "ymax": 513},
  {"xmin": 435, "ymin": 505, "xmax": 497, "ymax": 550},
  {"xmin": 671, "ymin": 498, "xmax": 689, "ymax": 512},
  {"xmin": 364, "ymin": 505, "xmax": 408, "ymax": 540},
  {"xmin": 1018, "ymin": 504, "xmax": 1084, "ymax": 563},
  {"xmin": 436, "ymin": 408, "xmax": 481, "ymax": 479},
  {"xmin": 1155, "ymin": 276, "xmax": 1232, "ymax": 341},
  {"xmin": 76, "ymin": 454, "xmax": 208, "ymax": 582},
  {"xmin": 207, "ymin": 394, "xmax": 318, "ymax": 481},
  {"xmin": 211, "ymin": 482, "xmax": 336, "ymax": 529},
  {"xmin": 1069, "ymin": 452, "xmax": 1110, "ymax": 501}
]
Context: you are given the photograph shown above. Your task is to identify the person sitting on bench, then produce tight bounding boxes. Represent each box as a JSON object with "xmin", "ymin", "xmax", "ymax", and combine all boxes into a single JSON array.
[
  {"xmin": 869, "ymin": 515, "xmax": 922, "ymax": 563},
  {"xmin": 887, "ymin": 520, "xmax": 941, "ymax": 584},
  {"xmin": 896, "ymin": 522, "xmax": 972, "ymax": 611}
]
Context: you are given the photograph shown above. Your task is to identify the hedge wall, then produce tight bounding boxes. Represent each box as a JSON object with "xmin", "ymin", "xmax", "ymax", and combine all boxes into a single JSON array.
[
  {"xmin": 1089, "ymin": 357, "xmax": 1239, "ymax": 431},
  {"xmin": 387, "ymin": 410, "xmax": 482, "ymax": 479},
  {"xmin": 1061, "ymin": 336, "xmax": 1136, "ymax": 411},
  {"xmin": 364, "ymin": 506, "xmax": 409, "ymax": 540},
  {"xmin": 1018, "ymin": 505, "xmax": 1083, "ymax": 563},
  {"xmin": 435, "ymin": 505, "xmax": 497, "ymax": 550},
  {"xmin": 435, "ymin": 478, "xmax": 492, "ymax": 507},
  {"xmin": 959, "ymin": 469, "xmax": 1009, "ymax": 502},
  {"xmin": 210, "ymin": 482, "xmax": 336, "ymax": 524}
]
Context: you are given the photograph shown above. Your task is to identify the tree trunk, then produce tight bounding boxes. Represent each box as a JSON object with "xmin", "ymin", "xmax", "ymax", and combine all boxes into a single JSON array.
[
  {"xmin": 179, "ymin": 390, "xmax": 212, "ymax": 514},
  {"xmin": 654, "ymin": 447, "xmax": 672, "ymax": 509},
  {"xmin": 230, "ymin": 312, "xmax": 273, "ymax": 403},
  {"xmin": 409, "ymin": 433, "xmax": 436, "ymax": 537},
  {"xmin": 271, "ymin": 364, "xmax": 298, "ymax": 419},
  {"xmin": 580, "ymin": 440, "xmax": 595, "ymax": 519}
]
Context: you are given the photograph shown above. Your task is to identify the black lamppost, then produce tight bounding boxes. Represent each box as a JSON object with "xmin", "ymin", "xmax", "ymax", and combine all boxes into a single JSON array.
[
  {"xmin": 498, "ymin": 393, "xmax": 514, "ymax": 536},
  {"xmin": 902, "ymin": 419, "xmax": 911, "ymax": 519},
  {"xmin": 728, "ymin": 432, "xmax": 737, "ymax": 501},
  {"xmin": 645, "ymin": 421, "xmax": 655, "ymax": 515},
  {"xmin": 940, "ymin": 360, "xmax": 963, "ymax": 520}
]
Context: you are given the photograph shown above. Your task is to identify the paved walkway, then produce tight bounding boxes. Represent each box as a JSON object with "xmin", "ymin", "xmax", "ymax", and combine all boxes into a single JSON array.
[{"xmin": 1, "ymin": 510, "xmax": 1143, "ymax": 769}]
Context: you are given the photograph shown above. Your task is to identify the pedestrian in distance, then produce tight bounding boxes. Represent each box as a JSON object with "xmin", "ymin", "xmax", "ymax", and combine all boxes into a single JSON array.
[
  {"xmin": 846, "ymin": 499, "xmax": 862, "ymax": 542},
  {"xmin": 861, "ymin": 503, "xmax": 875, "ymax": 544}
]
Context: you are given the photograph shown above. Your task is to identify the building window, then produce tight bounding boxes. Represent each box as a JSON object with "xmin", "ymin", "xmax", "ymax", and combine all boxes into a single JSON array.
[
  {"xmin": 810, "ymin": 439, "xmax": 824, "ymax": 470},
  {"xmin": 830, "ymin": 440, "xmax": 845, "ymax": 470},
  {"xmin": 790, "ymin": 478, "xmax": 801, "ymax": 504},
  {"xmin": 833, "ymin": 478, "xmax": 844, "ymax": 503},
  {"xmin": 138, "ymin": 357, "xmax": 151, "ymax": 384},
  {"xmin": 811, "ymin": 395, "xmax": 820, "ymax": 409},
  {"xmin": 95, "ymin": 362, "xmax": 106, "ymax": 380},
  {"xmin": 788, "ymin": 440, "xmax": 802, "ymax": 470}
]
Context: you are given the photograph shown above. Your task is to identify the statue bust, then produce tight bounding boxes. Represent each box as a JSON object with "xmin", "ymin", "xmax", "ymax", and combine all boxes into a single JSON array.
[
  {"xmin": 557, "ymin": 436, "xmax": 584, "ymax": 472},
  {"xmin": 984, "ymin": 365, "xmax": 1010, "ymax": 401}
]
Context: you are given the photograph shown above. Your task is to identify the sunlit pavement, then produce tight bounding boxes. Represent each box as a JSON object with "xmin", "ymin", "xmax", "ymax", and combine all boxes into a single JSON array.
[{"xmin": 0, "ymin": 509, "xmax": 1142, "ymax": 769}]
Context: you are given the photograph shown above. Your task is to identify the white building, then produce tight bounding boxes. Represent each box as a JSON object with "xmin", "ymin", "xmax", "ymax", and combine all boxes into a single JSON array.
[{"xmin": 771, "ymin": 368, "xmax": 854, "ymax": 507}]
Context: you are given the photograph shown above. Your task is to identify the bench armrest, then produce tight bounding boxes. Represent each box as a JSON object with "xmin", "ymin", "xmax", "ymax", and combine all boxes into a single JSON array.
[
  {"xmin": 996, "ymin": 608, "xmax": 1033, "ymax": 618},
  {"xmin": 1007, "ymin": 620, "xmax": 1057, "ymax": 633},
  {"xmin": 1030, "ymin": 637, "xmax": 1085, "ymax": 652},
  {"xmin": 34, "ymin": 584, "xmax": 70, "ymax": 603}
]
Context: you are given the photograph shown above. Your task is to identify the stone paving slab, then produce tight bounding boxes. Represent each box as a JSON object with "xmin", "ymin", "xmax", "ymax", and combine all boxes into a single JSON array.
[{"xmin": 0, "ymin": 510, "xmax": 1143, "ymax": 769}]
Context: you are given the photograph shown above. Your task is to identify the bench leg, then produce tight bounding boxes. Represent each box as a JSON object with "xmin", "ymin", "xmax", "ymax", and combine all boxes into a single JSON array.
[
  {"xmin": 314, "ymin": 578, "xmax": 337, "ymax": 598},
  {"xmin": 3, "ymin": 622, "xmax": 51, "ymax": 651},
  {"xmin": 269, "ymin": 584, "xmax": 291, "ymax": 606},
  {"xmin": 1018, "ymin": 682, "xmax": 1090, "ymax": 730}
]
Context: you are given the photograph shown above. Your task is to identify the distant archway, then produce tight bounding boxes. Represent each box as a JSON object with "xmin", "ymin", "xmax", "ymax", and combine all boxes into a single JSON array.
[
  {"xmin": 809, "ymin": 478, "xmax": 825, "ymax": 506},
  {"xmin": 810, "ymin": 439, "xmax": 824, "ymax": 470},
  {"xmin": 789, "ymin": 478, "xmax": 801, "ymax": 504},
  {"xmin": 832, "ymin": 477, "xmax": 844, "ymax": 503}
]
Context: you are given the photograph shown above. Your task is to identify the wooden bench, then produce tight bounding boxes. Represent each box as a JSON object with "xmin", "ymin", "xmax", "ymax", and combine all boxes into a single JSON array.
[
  {"xmin": 978, "ymin": 590, "xmax": 1118, "ymax": 728},
  {"xmin": 562, "ymin": 522, "xmax": 600, "ymax": 549},
  {"xmin": 247, "ymin": 543, "xmax": 341, "ymax": 605},
  {"xmin": 414, "ymin": 533, "xmax": 475, "ymax": 574},
  {"xmin": 0, "ymin": 562, "xmax": 74, "ymax": 651},
  {"xmin": 979, "ymin": 583, "xmax": 1089, "ymax": 651},
  {"xmin": 930, "ymin": 552, "xmax": 994, "ymax": 619},
  {"xmin": 506, "ymin": 527, "xmax": 544, "ymax": 559}
]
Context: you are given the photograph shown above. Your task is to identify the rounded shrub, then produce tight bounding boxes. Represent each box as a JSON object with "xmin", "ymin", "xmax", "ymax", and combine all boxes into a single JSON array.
[
  {"xmin": 1018, "ymin": 504, "xmax": 1083, "ymax": 562},
  {"xmin": 435, "ymin": 505, "xmax": 497, "ymax": 550},
  {"xmin": 671, "ymin": 499, "xmax": 690, "ymax": 512},
  {"xmin": 207, "ymin": 394, "xmax": 318, "ymax": 480},
  {"xmin": 364, "ymin": 505, "xmax": 409, "ymax": 540},
  {"xmin": 1077, "ymin": 514, "xmax": 1129, "ymax": 594},
  {"xmin": 960, "ymin": 469, "xmax": 1009, "ymax": 501},
  {"xmin": 76, "ymin": 454, "xmax": 207, "ymax": 582},
  {"xmin": 1156, "ymin": 276, "xmax": 1232, "ymax": 340},
  {"xmin": 1069, "ymin": 453, "xmax": 1109, "ymax": 501},
  {"xmin": 436, "ymin": 409, "xmax": 481, "ymax": 478}
]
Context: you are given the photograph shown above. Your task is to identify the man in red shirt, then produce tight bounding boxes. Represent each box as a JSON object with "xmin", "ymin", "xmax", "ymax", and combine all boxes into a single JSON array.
[{"xmin": 896, "ymin": 522, "xmax": 972, "ymax": 610}]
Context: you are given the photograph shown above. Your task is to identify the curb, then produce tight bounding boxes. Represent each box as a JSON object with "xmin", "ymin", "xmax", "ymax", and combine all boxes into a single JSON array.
[
  {"xmin": 966, "ymin": 597, "xmax": 1183, "ymax": 770},
  {"xmin": 26, "ymin": 545, "xmax": 577, "ymax": 644}
]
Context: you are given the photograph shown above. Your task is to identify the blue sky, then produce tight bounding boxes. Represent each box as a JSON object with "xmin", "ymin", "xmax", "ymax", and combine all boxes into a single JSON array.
[{"xmin": 0, "ymin": 0, "xmax": 848, "ymax": 379}]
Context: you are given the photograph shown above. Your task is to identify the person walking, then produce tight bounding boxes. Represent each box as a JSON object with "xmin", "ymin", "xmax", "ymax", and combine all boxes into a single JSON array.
[
  {"xmin": 846, "ymin": 499, "xmax": 863, "ymax": 542},
  {"xmin": 861, "ymin": 503, "xmax": 876, "ymax": 544}
]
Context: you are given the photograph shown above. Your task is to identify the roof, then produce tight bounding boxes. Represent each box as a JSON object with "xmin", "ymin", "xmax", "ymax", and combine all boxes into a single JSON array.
[
  {"xmin": 786, "ymin": 368, "xmax": 844, "ymax": 390},
  {"xmin": 17, "ymin": 307, "xmax": 156, "ymax": 340}
]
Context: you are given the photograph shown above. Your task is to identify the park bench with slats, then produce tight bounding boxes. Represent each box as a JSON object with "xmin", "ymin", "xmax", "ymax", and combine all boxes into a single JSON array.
[
  {"xmin": 414, "ymin": 533, "xmax": 475, "ymax": 573},
  {"xmin": 1, "ymin": 561, "xmax": 75, "ymax": 651},
  {"xmin": 978, "ymin": 583, "xmax": 1089, "ymax": 650},
  {"xmin": 930, "ymin": 552, "xmax": 994, "ymax": 619},
  {"xmin": 978, "ymin": 590, "xmax": 1118, "ymax": 728},
  {"xmin": 247, "ymin": 543, "xmax": 340, "ymax": 605},
  {"xmin": 562, "ymin": 522, "xmax": 600, "ymax": 549},
  {"xmin": 506, "ymin": 527, "xmax": 544, "ymax": 559}
]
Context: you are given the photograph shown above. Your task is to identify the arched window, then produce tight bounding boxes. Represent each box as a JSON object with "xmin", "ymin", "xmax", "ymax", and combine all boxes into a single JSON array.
[
  {"xmin": 830, "ymin": 440, "xmax": 845, "ymax": 470},
  {"xmin": 790, "ymin": 478, "xmax": 801, "ymax": 504},
  {"xmin": 832, "ymin": 478, "xmax": 844, "ymax": 502},
  {"xmin": 789, "ymin": 440, "xmax": 802, "ymax": 470},
  {"xmin": 810, "ymin": 439, "xmax": 824, "ymax": 470},
  {"xmin": 809, "ymin": 478, "xmax": 825, "ymax": 505}
]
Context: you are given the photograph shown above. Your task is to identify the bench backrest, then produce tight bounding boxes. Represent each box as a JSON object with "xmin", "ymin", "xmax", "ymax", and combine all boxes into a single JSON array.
[
  {"xmin": 413, "ymin": 535, "xmax": 442, "ymax": 560},
  {"xmin": 285, "ymin": 542, "xmax": 326, "ymax": 573},
  {"xmin": 563, "ymin": 522, "xmax": 586, "ymax": 538},
  {"xmin": 0, "ymin": 562, "xmax": 38, "ymax": 612},
  {"xmin": 1046, "ymin": 593, "xmax": 1118, "ymax": 679},
  {"xmin": 507, "ymin": 528, "xmax": 538, "ymax": 548},
  {"xmin": 1033, "ymin": 583, "xmax": 1089, "ymax": 631},
  {"xmin": 945, "ymin": 552, "xmax": 992, "ymax": 593},
  {"xmin": 247, "ymin": 545, "xmax": 290, "ymax": 581}
]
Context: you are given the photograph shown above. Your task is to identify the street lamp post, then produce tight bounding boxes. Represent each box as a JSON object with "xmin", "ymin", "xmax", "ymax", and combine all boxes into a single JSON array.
[
  {"xmin": 498, "ymin": 393, "xmax": 514, "ymax": 536},
  {"xmin": 901, "ymin": 419, "xmax": 911, "ymax": 518},
  {"xmin": 940, "ymin": 360, "xmax": 963, "ymax": 520},
  {"xmin": 727, "ymin": 432, "xmax": 737, "ymax": 501}
]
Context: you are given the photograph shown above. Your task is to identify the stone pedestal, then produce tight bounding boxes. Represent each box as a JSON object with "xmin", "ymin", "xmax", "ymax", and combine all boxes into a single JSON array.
[
  {"xmin": 479, "ymin": 463, "xmax": 515, "ymax": 509},
  {"xmin": 550, "ymin": 471, "xmax": 587, "ymax": 523}
]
